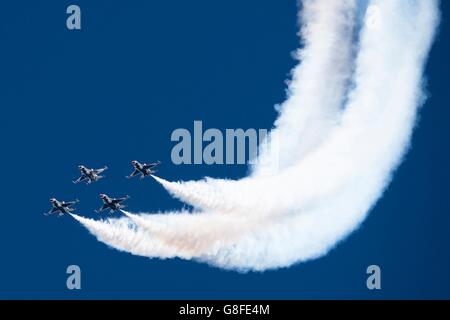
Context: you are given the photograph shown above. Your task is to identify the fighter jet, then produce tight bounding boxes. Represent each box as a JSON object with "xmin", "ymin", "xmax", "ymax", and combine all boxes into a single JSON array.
[
  {"xmin": 127, "ymin": 160, "xmax": 161, "ymax": 179},
  {"xmin": 44, "ymin": 198, "xmax": 79, "ymax": 217},
  {"xmin": 96, "ymin": 194, "xmax": 130, "ymax": 213},
  {"xmin": 73, "ymin": 165, "xmax": 108, "ymax": 185}
]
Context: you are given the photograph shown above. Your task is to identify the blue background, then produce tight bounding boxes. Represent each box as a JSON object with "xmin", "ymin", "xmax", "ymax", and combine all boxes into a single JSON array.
[{"xmin": 0, "ymin": 0, "xmax": 448, "ymax": 299}]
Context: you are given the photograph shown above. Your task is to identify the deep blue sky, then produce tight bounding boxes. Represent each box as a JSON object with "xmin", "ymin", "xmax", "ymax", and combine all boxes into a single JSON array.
[{"xmin": 0, "ymin": 1, "xmax": 448, "ymax": 299}]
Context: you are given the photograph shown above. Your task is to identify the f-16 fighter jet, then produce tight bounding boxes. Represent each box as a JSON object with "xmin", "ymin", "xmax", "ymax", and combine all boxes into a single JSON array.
[
  {"xmin": 126, "ymin": 160, "xmax": 161, "ymax": 179},
  {"xmin": 44, "ymin": 198, "xmax": 79, "ymax": 217},
  {"xmin": 73, "ymin": 165, "xmax": 108, "ymax": 185},
  {"xmin": 96, "ymin": 194, "xmax": 130, "ymax": 213}
]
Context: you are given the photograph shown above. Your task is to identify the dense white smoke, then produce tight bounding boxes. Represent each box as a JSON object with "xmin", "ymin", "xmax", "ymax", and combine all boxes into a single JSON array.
[{"xmin": 72, "ymin": 0, "xmax": 439, "ymax": 271}]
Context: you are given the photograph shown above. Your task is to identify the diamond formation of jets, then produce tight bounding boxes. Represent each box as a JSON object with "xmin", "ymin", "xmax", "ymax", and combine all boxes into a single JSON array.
[
  {"xmin": 45, "ymin": 198, "xmax": 79, "ymax": 217},
  {"xmin": 45, "ymin": 160, "xmax": 160, "ymax": 217},
  {"xmin": 127, "ymin": 160, "xmax": 161, "ymax": 179}
]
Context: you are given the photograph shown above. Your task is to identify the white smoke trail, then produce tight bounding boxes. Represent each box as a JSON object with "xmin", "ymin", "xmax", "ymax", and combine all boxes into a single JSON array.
[
  {"xmin": 150, "ymin": 0, "xmax": 439, "ymax": 217},
  {"xmin": 71, "ymin": 211, "xmax": 271, "ymax": 264},
  {"xmin": 122, "ymin": 211, "xmax": 266, "ymax": 256},
  {"xmin": 70, "ymin": 213, "xmax": 183, "ymax": 259},
  {"xmin": 254, "ymin": 0, "xmax": 357, "ymax": 176},
  {"xmin": 153, "ymin": 0, "xmax": 359, "ymax": 210},
  {"xmin": 74, "ymin": 0, "xmax": 440, "ymax": 271}
]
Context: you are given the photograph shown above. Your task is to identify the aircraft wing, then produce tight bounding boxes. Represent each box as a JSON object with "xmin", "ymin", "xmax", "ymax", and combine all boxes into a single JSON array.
[
  {"xmin": 73, "ymin": 175, "xmax": 87, "ymax": 184},
  {"xmin": 112, "ymin": 196, "xmax": 129, "ymax": 204},
  {"xmin": 62, "ymin": 200, "xmax": 79, "ymax": 207},
  {"xmin": 44, "ymin": 207, "xmax": 59, "ymax": 216},
  {"xmin": 94, "ymin": 166, "xmax": 108, "ymax": 174},
  {"xmin": 96, "ymin": 204, "xmax": 109, "ymax": 212},
  {"xmin": 127, "ymin": 170, "xmax": 140, "ymax": 178},
  {"xmin": 144, "ymin": 162, "xmax": 160, "ymax": 169}
]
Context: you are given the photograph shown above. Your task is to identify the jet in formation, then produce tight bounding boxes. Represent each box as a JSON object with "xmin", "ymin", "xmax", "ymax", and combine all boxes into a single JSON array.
[
  {"xmin": 46, "ymin": 160, "xmax": 161, "ymax": 216},
  {"xmin": 45, "ymin": 198, "xmax": 79, "ymax": 217},
  {"xmin": 96, "ymin": 194, "xmax": 130, "ymax": 214},
  {"xmin": 73, "ymin": 165, "xmax": 108, "ymax": 185},
  {"xmin": 127, "ymin": 160, "xmax": 161, "ymax": 179}
]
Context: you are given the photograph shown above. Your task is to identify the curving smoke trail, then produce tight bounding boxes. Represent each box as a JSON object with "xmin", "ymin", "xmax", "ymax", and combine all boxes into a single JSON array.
[
  {"xmin": 254, "ymin": 0, "xmax": 358, "ymax": 176},
  {"xmin": 70, "ymin": 213, "xmax": 181, "ymax": 259},
  {"xmin": 151, "ymin": 0, "xmax": 359, "ymax": 211},
  {"xmin": 73, "ymin": 0, "xmax": 440, "ymax": 271}
]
